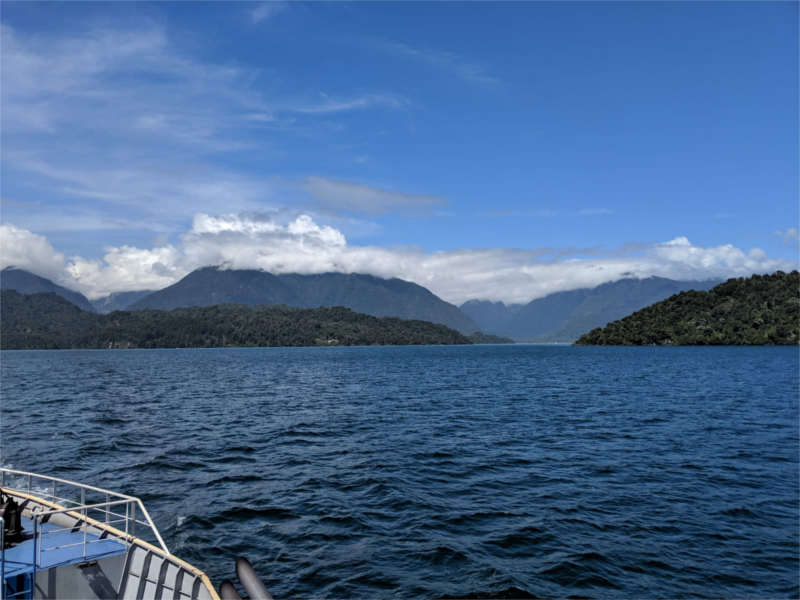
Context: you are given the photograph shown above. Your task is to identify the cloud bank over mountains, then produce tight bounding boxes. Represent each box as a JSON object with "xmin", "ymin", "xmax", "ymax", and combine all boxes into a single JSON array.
[{"xmin": 2, "ymin": 216, "xmax": 794, "ymax": 304}]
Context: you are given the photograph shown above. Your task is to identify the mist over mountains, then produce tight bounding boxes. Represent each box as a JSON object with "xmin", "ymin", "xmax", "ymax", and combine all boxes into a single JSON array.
[
  {"xmin": 91, "ymin": 290, "xmax": 153, "ymax": 314},
  {"xmin": 461, "ymin": 277, "xmax": 721, "ymax": 342}
]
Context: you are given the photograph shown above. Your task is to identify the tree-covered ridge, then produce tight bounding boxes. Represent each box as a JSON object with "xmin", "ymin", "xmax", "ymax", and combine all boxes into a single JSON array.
[
  {"xmin": 0, "ymin": 290, "xmax": 475, "ymax": 350},
  {"xmin": 467, "ymin": 332, "xmax": 515, "ymax": 344},
  {"xmin": 574, "ymin": 271, "xmax": 799, "ymax": 346}
]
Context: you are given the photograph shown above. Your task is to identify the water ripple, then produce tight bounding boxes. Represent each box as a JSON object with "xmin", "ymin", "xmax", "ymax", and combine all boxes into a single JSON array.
[{"xmin": 1, "ymin": 345, "xmax": 798, "ymax": 599}]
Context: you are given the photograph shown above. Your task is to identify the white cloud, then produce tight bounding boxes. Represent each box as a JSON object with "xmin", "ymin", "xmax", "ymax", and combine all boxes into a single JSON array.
[
  {"xmin": 67, "ymin": 245, "xmax": 189, "ymax": 298},
  {"xmin": 0, "ymin": 224, "xmax": 67, "ymax": 285},
  {"xmin": 301, "ymin": 176, "xmax": 447, "ymax": 215},
  {"xmin": 250, "ymin": 2, "xmax": 287, "ymax": 24},
  {"xmin": 650, "ymin": 236, "xmax": 788, "ymax": 276},
  {"xmin": 3, "ymin": 218, "xmax": 796, "ymax": 304}
]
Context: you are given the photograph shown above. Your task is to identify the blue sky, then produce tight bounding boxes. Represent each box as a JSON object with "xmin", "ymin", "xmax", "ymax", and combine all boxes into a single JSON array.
[{"xmin": 1, "ymin": 2, "xmax": 798, "ymax": 302}]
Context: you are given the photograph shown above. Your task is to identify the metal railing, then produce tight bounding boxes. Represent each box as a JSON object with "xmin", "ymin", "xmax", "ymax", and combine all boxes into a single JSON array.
[
  {"xmin": 1, "ymin": 514, "xmax": 35, "ymax": 600},
  {"xmin": 0, "ymin": 468, "xmax": 170, "ymax": 569}
]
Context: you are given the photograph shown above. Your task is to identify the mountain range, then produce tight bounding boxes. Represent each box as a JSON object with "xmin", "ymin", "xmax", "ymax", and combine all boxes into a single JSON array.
[
  {"xmin": 1, "ymin": 266, "xmax": 723, "ymax": 341},
  {"xmin": 125, "ymin": 268, "xmax": 481, "ymax": 335},
  {"xmin": 461, "ymin": 276, "xmax": 721, "ymax": 342}
]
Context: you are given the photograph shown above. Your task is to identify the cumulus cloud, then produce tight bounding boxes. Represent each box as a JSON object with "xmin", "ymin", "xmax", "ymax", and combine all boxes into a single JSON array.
[
  {"xmin": 301, "ymin": 177, "xmax": 447, "ymax": 215},
  {"xmin": 67, "ymin": 245, "xmax": 189, "ymax": 298},
  {"xmin": 2, "ymin": 217, "xmax": 796, "ymax": 304},
  {"xmin": 0, "ymin": 224, "xmax": 67, "ymax": 284},
  {"xmin": 182, "ymin": 213, "xmax": 347, "ymax": 275},
  {"xmin": 650, "ymin": 237, "xmax": 789, "ymax": 277}
]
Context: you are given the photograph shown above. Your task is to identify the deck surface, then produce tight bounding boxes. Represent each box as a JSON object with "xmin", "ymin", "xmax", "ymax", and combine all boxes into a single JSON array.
[{"xmin": 2, "ymin": 517, "xmax": 127, "ymax": 579}]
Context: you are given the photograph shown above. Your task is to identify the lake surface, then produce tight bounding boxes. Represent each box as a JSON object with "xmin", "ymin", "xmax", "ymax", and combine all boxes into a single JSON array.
[{"xmin": 1, "ymin": 346, "xmax": 798, "ymax": 599}]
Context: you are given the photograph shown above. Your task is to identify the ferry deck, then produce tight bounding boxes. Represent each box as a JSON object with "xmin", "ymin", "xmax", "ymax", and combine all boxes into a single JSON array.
[{"xmin": 0, "ymin": 469, "xmax": 219, "ymax": 600}]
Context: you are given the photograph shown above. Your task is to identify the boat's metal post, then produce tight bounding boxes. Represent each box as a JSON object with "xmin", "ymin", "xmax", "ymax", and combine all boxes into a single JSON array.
[
  {"xmin": 82, "ymin": 488, "xmax": 86, "ymax": 507},
  {"xmin": 125, "ymin": 502, "xmax": 129, "ymax": 548},
  {"xmin": 31, "ymin": 517, "xmax": 37, "ymax": 598},
  {"xmin": 1, "ymin": 516, "xmax": 6, "ymax": 600},
  {"xmin": 27, "ymin": 474, "xmax": 32, "ymax": 493},
  {"xmin": 52, "ymin": 481, "xmax": 56, "ymax": 504},
  {"xmin": 131, "ymin": 503, "xmax": 136, "ymax": 538},
  {"xmin": 34, "ymin": 513, "xmax": 40, "ymax": 565},
  {"xmin": 106, "ymin": 493, "xmax": 110, "ymax": 524},
  {"xmin": 83, "ymin": 507, "xmax": 88, "ymax": 558}
]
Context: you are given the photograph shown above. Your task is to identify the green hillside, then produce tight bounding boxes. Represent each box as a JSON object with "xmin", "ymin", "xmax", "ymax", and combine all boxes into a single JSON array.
[
  {"xmin": 0, "ymin": 290, "xmax": 474, "ymax": 349},
  {"xmin": 574, "ymin": 271, "xmax": 799, "ymax": 346}
]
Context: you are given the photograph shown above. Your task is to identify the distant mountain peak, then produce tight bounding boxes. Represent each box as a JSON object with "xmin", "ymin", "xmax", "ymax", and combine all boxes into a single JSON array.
[
  {"xmin": 461, "ymin": 299, "xmax": 507, "ymax": 308},
  {"xmin": 1, "ymin": 267, "xmax": 95, "ymax": 312}
]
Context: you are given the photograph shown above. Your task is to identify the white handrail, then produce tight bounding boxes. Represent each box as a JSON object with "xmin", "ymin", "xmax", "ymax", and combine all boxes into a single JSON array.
[
  {"xmin": 38, "ymin": 498, "xmax": 133, "ymax": 516},
  {"xmin": 1, "ymin": 469, "xmax": 136, "ymax": 501},
  {"xmin": 0, "ymin": 468, "xmax": 170, "ymax": 555}
]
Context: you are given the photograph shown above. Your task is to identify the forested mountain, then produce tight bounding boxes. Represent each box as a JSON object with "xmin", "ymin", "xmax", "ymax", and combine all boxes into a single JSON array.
[
  {"xmin": 91, "ymin": 290, "xmax": 153, "ymax": 313},
  {"xmin": 575, "ymin": 271, "xmax": 799, "ymax": 346},
  {"xmin": 128, "ymin": 268, "xmax": 481, "ymax": 335},
  {"xmin": 0, "ymin": 290, "xmax": 476, "ymax": 349},
  {"xmin": 461, "ymin": 277, "xmax": 720, "ymax": 341},
  {"xmin": 0, "ymin": 267, "xmax": 95, "ymax": 312}
]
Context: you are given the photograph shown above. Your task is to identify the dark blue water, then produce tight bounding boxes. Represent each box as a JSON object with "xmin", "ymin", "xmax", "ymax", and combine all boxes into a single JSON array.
[{"xmin": 1, "ymin": 346, "xmax": 798, "ymax": 599}]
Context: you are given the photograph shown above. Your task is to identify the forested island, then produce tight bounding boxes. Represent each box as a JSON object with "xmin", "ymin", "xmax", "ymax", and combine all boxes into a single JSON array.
[
  {"xmin": 0, "ymin": 290, "xmax": 513, "ymax": 349},
  {"xmin": 575, "ymin": 271, "xmax": 799, "ymax": 346}
]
